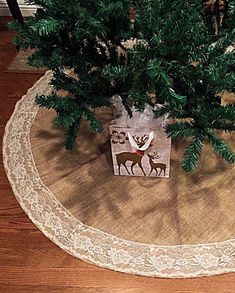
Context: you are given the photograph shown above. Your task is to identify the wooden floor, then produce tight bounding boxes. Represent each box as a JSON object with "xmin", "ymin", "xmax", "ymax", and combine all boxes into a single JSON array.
[{"xmin": 0, "ymin": 17, "xmax": 235, "ymax": 293}]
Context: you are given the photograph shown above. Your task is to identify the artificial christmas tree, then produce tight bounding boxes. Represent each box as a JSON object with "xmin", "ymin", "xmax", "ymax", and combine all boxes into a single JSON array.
[{"xmin": 8, "ymin": 0, "xmax": 235, "ymax": 172}]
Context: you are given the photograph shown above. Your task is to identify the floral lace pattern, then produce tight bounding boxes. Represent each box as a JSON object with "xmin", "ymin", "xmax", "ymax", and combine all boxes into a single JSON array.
[{"xmin": 3, "ymin": 71, "xmax": 235, "ymax": 278}]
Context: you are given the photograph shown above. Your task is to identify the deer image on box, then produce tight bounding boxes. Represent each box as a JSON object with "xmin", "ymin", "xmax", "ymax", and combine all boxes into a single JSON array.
[
  {"xmin": 147, "ymin": 153, "xmax": 166, "ymax": 177},
  {"xmin": 115, "ymin": 132, "xmax": 154, "ymax": 176}
]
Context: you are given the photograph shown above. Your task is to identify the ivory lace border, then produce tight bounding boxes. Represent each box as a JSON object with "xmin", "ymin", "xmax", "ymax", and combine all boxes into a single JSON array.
[{"xmin": 3, "ymin": 71, "xmax": 235, "ymax": 278}]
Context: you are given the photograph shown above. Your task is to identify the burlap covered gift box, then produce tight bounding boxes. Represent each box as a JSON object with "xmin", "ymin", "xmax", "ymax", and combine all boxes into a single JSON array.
[{"xmin": 109, "ymin": 125, "xmax": 171, "ymax": 178}]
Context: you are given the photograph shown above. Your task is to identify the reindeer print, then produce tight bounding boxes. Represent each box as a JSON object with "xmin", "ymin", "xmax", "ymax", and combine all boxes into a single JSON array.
[
  {"xmin": 115, "ymin": 152, "xmax": 146, "ymax": 176},
  {"xmin": 115, "ymin": 133, "xmax": 154, "ymax": 176},
  {"xmin": 147, "ymin": 153, "xmax": 166, "ymax": 177}
]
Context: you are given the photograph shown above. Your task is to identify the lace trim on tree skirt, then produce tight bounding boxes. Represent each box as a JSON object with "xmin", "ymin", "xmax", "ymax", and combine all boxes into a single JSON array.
[{"xmin": 3, "ymin": 71, "xmax": 235, "ymax": 278}]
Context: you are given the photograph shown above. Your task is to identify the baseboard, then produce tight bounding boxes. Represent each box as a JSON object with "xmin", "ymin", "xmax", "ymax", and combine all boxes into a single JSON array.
[{"xmin": 0, "ymin": 0, "xmax": 36, "ymax": 16}]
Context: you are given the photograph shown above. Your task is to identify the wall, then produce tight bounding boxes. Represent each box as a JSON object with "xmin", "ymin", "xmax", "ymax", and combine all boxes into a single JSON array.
[{"xmin": 0, "ymin": 0, "xmax": 36, "ymax": 16}]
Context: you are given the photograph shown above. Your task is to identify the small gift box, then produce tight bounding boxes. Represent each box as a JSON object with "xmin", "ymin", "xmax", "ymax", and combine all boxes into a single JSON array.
[{"xmin": 109, "ymin": 96, "xmax": 171, "ymax": 178}]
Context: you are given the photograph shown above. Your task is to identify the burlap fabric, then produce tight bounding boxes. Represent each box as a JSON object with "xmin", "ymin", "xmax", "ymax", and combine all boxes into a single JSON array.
[{"xmin": 3, "ymin": 71, "xmax": 235, "ymax": 278}]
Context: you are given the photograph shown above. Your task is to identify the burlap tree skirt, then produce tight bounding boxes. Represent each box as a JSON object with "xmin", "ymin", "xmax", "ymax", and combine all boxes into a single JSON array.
[{"xmin": 3, "ymin": 71, "xmax": 235, "ymax": 278}]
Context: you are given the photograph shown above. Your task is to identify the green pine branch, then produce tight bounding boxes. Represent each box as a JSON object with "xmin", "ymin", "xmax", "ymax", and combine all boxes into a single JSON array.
[
  {"xmin": 102, "ymin": 64, "xmax": 129, "ymax": 80},
  {"xmin": 65, "ymin": 122, "xmax": 80, "ymax": 150},
  {"xmin": 210, "ymin": 121, "xmax": 235, "ymax": 132},
  {"xmin": 181, "ymin": 136, "xmax": 204, "ymax": 172},
  {"xmin": 35, "ymin": 94, "xmax": 77, "ymax": 112},
  {"xmin": 166, "ymin": 122, "xmax": 196, "ymax": 139},
  {"xmin": 31, "ymin": 17, "xmax": 63, "ymax": 36},
  {"xmin": 8, "ymin": 0, "xmax": 235, "ymax": 172},
  {"xmin": 83, "ymin": 108, "xmax": 103, "ymax": 134},
  {"xmin": 206, "ymin": 130, "xmax": 235, "ymax": 163},
  {"xmin": 208, "ymin": 103, "xmax": 235, "ymax": 122}
]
